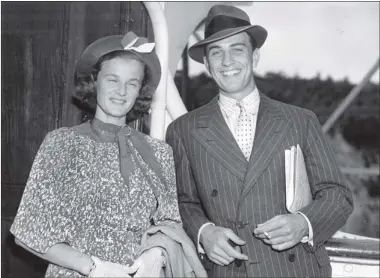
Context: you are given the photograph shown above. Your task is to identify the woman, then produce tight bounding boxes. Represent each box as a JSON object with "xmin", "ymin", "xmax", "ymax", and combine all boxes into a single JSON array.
[{"xmin": 10, "ymin": 31, "xmax": 182, "ymax": 277}]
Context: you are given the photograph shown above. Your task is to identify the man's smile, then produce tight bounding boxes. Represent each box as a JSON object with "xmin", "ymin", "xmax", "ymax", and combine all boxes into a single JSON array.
[{"xmin": 220, "ymin": 69, "xmax": 241, "ymax": 76}]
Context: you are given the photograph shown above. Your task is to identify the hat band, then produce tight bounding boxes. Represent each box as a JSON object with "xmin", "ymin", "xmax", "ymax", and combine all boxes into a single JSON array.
[{"xmin": 205, "ymin": 15, "xmax": 251, "ymax": 38}]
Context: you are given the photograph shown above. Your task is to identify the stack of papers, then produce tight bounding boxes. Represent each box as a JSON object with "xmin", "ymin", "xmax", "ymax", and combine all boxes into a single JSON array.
[{"xmin": 285, "ymin": 144, "xmax": 312, "ymax": 213}]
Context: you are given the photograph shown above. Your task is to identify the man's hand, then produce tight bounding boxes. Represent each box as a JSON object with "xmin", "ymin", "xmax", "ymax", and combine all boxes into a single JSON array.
[
  {"xmin": 200, "ymin": 225, "xmax": 248, "ymax": 266},
  {"xmin": 127, "ymin": 248, "xmax": 164, "ymax": 278},
  {"xmin": 253, "ymin": 214, "xmax": 308, "ymax": 251}
]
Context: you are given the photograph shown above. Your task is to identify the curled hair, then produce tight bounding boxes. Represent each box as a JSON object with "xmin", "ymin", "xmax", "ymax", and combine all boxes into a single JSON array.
[{"xmin": 73, "ymin": 51, "xmax": 153, "ymax": 123}]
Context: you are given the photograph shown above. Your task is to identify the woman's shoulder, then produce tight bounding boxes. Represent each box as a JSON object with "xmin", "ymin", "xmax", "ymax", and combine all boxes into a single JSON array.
[
  {"xmin": 42, "ymin": 123, "xmax": 89, "ymax": 147},
  {"xmin": 46, "ymin": 126, "xmax": 75, "ymax": 138},
  {"xmin": 136, "ymin": 131, "xmax": 173, "ymax": 155}
]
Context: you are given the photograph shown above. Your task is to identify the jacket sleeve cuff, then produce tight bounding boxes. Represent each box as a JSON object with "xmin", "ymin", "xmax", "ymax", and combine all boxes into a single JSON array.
[
  {"xmin": 197, "ymin": 222, "xmax": 215, "ymax": 253},
  {"xmin": 296, "ymin": 211, "xmax": 314, "ymax": 246}
]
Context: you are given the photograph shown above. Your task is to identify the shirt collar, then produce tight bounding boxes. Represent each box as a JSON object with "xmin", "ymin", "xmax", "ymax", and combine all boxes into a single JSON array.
[{"xmin": 219, "ymin": 87, "xmax": 260, "ymax": 115}]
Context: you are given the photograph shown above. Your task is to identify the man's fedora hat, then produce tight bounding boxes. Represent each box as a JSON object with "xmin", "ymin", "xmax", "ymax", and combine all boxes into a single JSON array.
[
  {"xmin": 188, "ymin": 5, "xmax": 268, "ymax": 63},
  {"xmin": 75, "ymin": 31, "xmax": 161, "ymax": 91}
]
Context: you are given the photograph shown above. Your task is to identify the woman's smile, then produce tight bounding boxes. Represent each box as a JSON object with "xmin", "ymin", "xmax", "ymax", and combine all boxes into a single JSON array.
[{"xmin": 110, "ymin": 98, "xmax": 127, "ymax": 105}]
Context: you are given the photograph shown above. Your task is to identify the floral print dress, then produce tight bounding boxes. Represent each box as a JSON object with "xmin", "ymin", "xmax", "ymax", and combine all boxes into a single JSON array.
[{"xmin": 10, "ymin": 118, "xmax": 182, "ymax": 277}]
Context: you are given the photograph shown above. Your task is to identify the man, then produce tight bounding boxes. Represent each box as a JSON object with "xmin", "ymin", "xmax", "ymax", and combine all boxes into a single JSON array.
[{"xmin": 166, "ymin": 5, "xmax": 353, "ymax": 278}]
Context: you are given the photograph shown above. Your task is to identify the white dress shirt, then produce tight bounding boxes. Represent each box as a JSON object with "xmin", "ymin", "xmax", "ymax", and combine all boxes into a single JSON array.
[
  {"xmin": 197, "ymin": 88, "xmax": 313, "ymax": 253},
  {"xmin": 219, "ymin": 88, "xmax": 260, "ymax": 141}
]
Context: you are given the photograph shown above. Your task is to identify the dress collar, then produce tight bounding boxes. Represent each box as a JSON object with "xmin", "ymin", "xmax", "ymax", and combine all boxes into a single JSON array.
[
  {"xmin": 91, "ymin": 117, "xmax": 125, "ymax": 134},
  {"xmin": 90, "ymin": 117, "xmax": 132, "ymax": 142}
]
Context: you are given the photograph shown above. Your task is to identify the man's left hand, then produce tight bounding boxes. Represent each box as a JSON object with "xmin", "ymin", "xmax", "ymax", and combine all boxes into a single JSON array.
[
  {"xmin": 127, "ymin": 248, "xmax": 165, "ymax": 278},
  {"xmin": 253, "ymin": 214, "xmax": 308, "ymax": 251}
]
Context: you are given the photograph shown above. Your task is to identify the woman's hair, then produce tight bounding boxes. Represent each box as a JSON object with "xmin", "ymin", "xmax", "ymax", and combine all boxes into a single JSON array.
[{"xmin": 73, "ymin": 50, "xmax": 154, "ymax": 122}]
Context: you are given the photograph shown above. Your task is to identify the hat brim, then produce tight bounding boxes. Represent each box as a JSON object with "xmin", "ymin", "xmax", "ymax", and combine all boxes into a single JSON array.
[
  {"xmin": 75, "ymin": 35, "xmax": 161, "ymax": 91},
  {"xmin": 188, "ymin": 25, "xmax": 267, "ymax": 64}
]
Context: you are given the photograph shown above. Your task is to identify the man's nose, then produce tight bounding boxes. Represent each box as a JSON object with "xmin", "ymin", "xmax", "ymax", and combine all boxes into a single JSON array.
[{"xmin": 222, "ymin": 51, "xmax": 233, "ymax": 66}]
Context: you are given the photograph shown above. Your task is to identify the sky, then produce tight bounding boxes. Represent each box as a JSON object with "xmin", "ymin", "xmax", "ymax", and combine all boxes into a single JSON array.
[{"xmin": 182, "ymin": 2, "xmax": 379, "ymax": 84}]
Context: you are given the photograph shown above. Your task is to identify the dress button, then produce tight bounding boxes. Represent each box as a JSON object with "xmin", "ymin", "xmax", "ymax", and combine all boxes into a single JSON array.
[
  {"xmin": 211, "ymin": 189, "xmax": 218, "ymax": 197},
  {"xmin": 288, "ymin": 253, "xmax": 296, "ymax": 262}
]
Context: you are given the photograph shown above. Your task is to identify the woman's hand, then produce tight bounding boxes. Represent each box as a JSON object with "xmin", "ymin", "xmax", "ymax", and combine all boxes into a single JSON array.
[
  {"xmin": 88, "ymin": 256, "xmax": 132, "ymax": 277},
  {"xmin": 127, "ymin": 248, "xmax": 165, "ymax": 278}
]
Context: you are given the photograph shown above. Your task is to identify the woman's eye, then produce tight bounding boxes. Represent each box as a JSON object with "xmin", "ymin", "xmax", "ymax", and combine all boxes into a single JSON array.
[{"xmin": 127, "ymin": 83, "xmax": 141, "ymax": 90}]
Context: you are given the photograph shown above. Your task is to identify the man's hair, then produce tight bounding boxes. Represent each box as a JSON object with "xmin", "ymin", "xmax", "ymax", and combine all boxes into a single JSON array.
[{"xmin": 73, "ymin": 50, "xmax": 154, "ymax": 122}]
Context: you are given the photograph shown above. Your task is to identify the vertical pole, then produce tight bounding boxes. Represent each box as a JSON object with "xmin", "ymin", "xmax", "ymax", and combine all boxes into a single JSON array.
[
  {"xmin": 181, "ymin": 44, "xmax": 189, "ymax": 109},
  {"xmin": 143, "ymin": 2, "xmax": 169, "ymax": 140}
]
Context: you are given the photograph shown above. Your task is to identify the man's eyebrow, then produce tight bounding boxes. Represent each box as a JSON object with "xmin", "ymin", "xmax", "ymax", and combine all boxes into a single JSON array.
[
  {"xmin": 207, "ymin": 45, "xmax": 221, "ymax": 52},
  {"xmin": 207, "ymin": 42, "xmax": 246, "ymax": 53},
  {"xmin": 230, "ymin": 42, "xmax": 247, "ymax": 47}
]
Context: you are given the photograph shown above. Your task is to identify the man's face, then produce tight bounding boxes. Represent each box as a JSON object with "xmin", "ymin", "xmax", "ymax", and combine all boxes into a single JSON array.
[{"xmin": 204, "ymin": 32, "xmax": 259, "ymax": 97}]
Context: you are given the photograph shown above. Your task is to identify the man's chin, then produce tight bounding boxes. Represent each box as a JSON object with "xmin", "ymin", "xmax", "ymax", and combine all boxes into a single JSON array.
[{"xmin": 221, "ymin": 85, "xmax": 245, "ymax": 95}]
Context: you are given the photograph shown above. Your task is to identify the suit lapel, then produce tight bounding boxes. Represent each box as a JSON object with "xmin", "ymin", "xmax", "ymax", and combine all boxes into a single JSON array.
[
  {"xmin": 191, "ymin": 97, "xmax": 247, "ymax": 181},
  {"xmin": 241, "ymin": 94, "xmax": 291, "ymax": 197}
]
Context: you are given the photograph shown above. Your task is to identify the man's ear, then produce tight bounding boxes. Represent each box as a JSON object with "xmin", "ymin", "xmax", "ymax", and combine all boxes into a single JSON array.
[
  {"xmin": 252, "ymin": 48, "xmax": 260, "ymax": 68},
  {"xmin": 203, "ymin": 56, "xmax": 211, "ymax": 73}
]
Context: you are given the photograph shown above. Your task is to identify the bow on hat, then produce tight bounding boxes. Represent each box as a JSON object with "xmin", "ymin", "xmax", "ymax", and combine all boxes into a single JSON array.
[{"xmin": 121, "ymin": 32, "xmax": 155, "ymax": 53}]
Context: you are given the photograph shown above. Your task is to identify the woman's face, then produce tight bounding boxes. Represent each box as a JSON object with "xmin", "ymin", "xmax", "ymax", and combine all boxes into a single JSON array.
[{"xmin": 95, "ymin": 56, "xmax": 145, "ymax": 125}]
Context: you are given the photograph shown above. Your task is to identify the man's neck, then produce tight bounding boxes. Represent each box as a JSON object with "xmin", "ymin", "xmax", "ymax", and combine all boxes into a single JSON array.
[{"xmin": 219, "ymin": 87, "xmax": 256, "ymax": 102}]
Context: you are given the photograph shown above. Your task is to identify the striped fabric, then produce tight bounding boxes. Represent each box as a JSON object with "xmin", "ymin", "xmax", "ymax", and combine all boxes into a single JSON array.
[{"xmin": 166, "ymin": 93, "xmax": 354, "ymax": 278}]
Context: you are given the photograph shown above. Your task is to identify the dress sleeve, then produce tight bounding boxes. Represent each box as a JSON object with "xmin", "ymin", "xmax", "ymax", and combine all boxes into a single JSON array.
[
  {"xmin": 151, "ymin": 143, "xmax": 182, "ymax": 226},
  {"xmin": 10, "ymin": 129, "xmax": 76, "ymax": 253}
]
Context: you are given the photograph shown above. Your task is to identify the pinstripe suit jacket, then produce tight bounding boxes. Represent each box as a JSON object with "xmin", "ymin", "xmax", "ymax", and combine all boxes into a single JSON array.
[{"xmin": 166, "ymin": 94, "xmax": 353, "ymax": 277}]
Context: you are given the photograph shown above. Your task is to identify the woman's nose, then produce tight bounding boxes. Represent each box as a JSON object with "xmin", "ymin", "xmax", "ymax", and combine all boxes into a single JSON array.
[{"xmin": 118, "ymin": 84, "xmax": 127, "ymax": 96}]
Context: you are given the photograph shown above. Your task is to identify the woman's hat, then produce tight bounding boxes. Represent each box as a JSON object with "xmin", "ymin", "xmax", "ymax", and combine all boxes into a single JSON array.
[
  {"xmin": 188, "ymin": 5, "xmax": 268, "ymax": 63},
  {"xmin": 75, "ymin": 31, "xmax": 161, "ymax": 90}
]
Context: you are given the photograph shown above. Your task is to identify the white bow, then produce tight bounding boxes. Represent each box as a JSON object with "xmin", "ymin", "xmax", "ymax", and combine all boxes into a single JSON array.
[{"xmin": 123, "ymin": 37, "xmax": 155, "ymax": 53}]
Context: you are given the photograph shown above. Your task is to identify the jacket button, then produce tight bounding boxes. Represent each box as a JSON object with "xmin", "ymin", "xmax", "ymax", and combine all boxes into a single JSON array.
[
  {"xmin": 234, "ymin": 260, "xmax": 243, "ymax": 267},
  {"xmin": 288, "ymin": 253, "xmax": 296, "ymax": 262},
  {"xmin": 211, "ymin": 189, "xmax": 218, "ymax": 197},
  {"xmin": 237, "ymin": 222, "xmax": 245, "ymax": 229}
]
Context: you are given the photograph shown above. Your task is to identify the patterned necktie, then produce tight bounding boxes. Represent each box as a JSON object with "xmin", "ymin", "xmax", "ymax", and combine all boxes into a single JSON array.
[{"xmin": 236, "ymin": 102, "xmax": 253, "ymax": 160}]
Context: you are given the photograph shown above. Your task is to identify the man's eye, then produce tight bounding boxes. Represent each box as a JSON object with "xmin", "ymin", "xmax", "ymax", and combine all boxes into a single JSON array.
[
  {"xmin": 210, "ymin": 50, "xmax": 221, "ymax": 56},
  {"xmin": 233, "ymin": 48, "xmax": 243, "ymax": 53},
  {"xmin": 108, "ymin": 79, "xmax": 117, "ymax": 83}
]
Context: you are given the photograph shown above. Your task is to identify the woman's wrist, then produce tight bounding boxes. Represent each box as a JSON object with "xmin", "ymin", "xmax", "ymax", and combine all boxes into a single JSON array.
[
  {"xmin": 87, "ymin": 258, "xmax": 97, "ymax": 277},
  {"xmin": 79, "ymin": 254, "xmax": 95, "ymax": 276}
]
